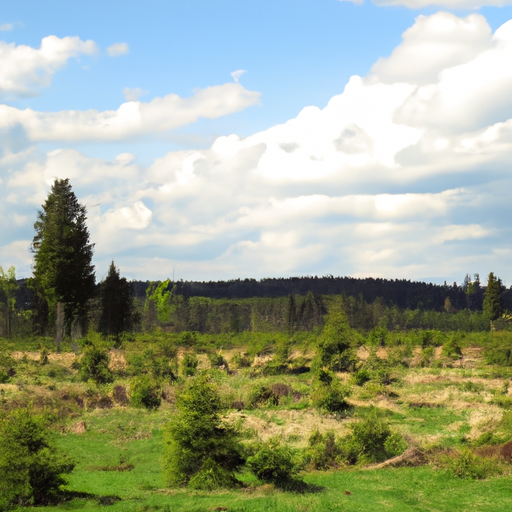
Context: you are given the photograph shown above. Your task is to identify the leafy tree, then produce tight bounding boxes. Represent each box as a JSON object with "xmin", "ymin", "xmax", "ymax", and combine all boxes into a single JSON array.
[
  {"xmin": 0, "ymin": 408, "xmax": 74, "ymax": 509},
  {"xmin": 162, "ymin": 375, "xmax": 244, "ymax": 488},
  {"xmin": 0, "ymin": 266, "xmax": 18, "ymax": 338},
  {"xmin": 99, "ymin": 261, "xmax": 135, "ymax": 340},
  {"xmin": 483, "ymin": 272, "xmax": 503, "ymax": 322},
  {"xmin": 31, "ymin": 178, "xmax": 95, "ymax": 349}
]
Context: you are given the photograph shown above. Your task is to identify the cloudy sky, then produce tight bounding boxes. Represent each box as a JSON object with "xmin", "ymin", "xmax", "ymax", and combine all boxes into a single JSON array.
[{"xmin": 1, "ymin": 0, "xmax": 512, "ymax": 285}]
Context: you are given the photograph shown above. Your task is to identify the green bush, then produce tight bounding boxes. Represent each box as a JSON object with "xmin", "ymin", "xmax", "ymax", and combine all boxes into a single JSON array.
[
  {"xmin": 180, "ymin": 352, "xmax": 199, "ymax": 377},
  {"xmin": 316, "ymin": 309, "xmax": 357, "ymax": 372},
  {"xmin": 130, "ymin": 375, "xmax": 161, "ymax": 410},
  {"xmin": 339, "ymin": 409, "xmax": 406, "ymax": 464},
  {"xmin": 439, "ymin": 448, "xmax": 503, "ymax": 479},
  {"xmin": 79, "ymin": 344, "xmax": 113, "ymax": 384},
  {"xmin": 249, "ymin": 385, "xmax": 279, "ymax": 408},
  {"xmin": 306, "ymin": 430, "xmax": 342, "ymax": 469},
  {"xmin": 230, "ymin": 352, "xmax": 253, "ymax": 369},
  {"xmin": 312, "ymin": 374, "xmax": 350, "ymax": 415},
  {"xmin": 163, "ymin": 375, "xmax": 244, "ymax": 488},
  {"xmin": 247, "ymin": 438, "xmax": 302, "ymax": 487},
  {"xmin": 0, "ymin": 408, "xmax": 74, "ymax": 509}
]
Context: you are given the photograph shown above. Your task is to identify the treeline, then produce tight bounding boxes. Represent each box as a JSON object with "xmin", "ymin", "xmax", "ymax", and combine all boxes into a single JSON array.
[{"xmin": 132, "ymin": 274, "xmax": 512, "ymax": 312}]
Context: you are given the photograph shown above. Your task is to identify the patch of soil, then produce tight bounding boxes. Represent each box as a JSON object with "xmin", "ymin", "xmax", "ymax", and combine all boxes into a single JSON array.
[{"xmin": 70, "ymin": 420, "xmax": 87, "ymax": 434}]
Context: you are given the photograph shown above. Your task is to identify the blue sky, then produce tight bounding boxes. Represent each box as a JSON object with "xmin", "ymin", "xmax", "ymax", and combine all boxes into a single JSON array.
[{"xmin": 1, "ymin": 0, "xmax": 512, "ymax": 285}]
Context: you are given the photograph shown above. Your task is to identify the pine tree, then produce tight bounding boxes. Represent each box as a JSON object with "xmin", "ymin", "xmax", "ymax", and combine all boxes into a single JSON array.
[
  {"xmin": 483, "ymin": 272, "xmax": 503, "ymax": 322},
  {"xmin": 99, "ymin": 261, "xmax": 135, "ymax": 340},
  {"xmin": 31, "ymin": 178, "xmax": 95, "ymax": 348}
]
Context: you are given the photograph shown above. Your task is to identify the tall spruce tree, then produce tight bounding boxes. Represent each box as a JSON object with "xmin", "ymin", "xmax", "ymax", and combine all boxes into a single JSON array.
[
  {"xmin": 31, "ymin": 178, "xmax": 95, "ymax": 348},
  {"xmin": 99, "ymin": 261, "xmax": 135, "ymax": 340},
  {"xmin": 483, "ymin": 272, "xmax": 503, "ymax": 322}
]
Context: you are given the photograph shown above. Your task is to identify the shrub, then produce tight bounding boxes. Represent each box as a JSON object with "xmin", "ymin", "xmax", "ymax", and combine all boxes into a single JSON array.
[
  {"xmin": 307, "ymin": 430, "xmax": 342, "ymax": 469},
  {"xmin": 247, "ymin": 438, "xmax": 301, "ymax": 487},
  {"xmin": 79, "ymin": 345, "xmax": 113, "ymax": 384},
  {"xmin": 352, "ymin": 368, "xmax": 372, "ymax": 386},
  {"xmin": 130, "ymin": 375, "xmax": 161, "ymax": 410},
  {"xmin": 439, "ymin": 448, "xmax": 503, "ymax": 479},
  {"xmin": 188, "ymin": 458, "xmax": 239, "ymax": 490},
  {"xmin": 163, "ymin": 375, "xmax": 244, "ymax": 488},
  {"xmin": 312, "ymin": 375, "xmax": 350, "ymax": 415},
  {"xmin": 180, "ymin": 352, "xmax": 198, "ymax": 377},
  {"xmin": 340, "ymin": 409, "xmax": 406, "ymax": 464},
  {"xmin": 230, "ymin": 352, "xmax": 253, "ymax": 369},
  {"xmin": 249, "ymin": 385, "xmax": 279, "ymax": 408},
  {"xmin": 0, "ymin": 408, "xmax": 74, "ymax": 509},
  {"xmin": 316, "ymin": 309, "xmax": 357, "ymax": 372}
]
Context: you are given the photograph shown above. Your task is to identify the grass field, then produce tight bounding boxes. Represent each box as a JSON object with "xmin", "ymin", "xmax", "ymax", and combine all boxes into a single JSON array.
[{"xmin": 2, "ymin": 336, "xmax": 512, "ymax": 511}]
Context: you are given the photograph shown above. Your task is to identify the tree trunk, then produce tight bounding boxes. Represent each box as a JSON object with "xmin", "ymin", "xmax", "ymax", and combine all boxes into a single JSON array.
[{"xmin": 55, "ymin": 301, "xmax": 64, "ymax": 352}]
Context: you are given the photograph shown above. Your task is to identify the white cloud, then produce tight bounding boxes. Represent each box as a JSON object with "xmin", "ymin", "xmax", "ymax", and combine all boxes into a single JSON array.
[
  {"xmin": 0, "ymin": 35, "xmax": 98, "ymax": 98},
  {"xmin": 369, "ymin": 13, "xmax": 492, "ymax": 85},
  {"xmin": 231, "ymin": 69, "xmax": 247, "ymax": 83},
  {"xmin": 122, "ymin": 87, "xmax": 149, "ymax": 101},
  {"xmin": 0, "ymin": 23, "xmax": 13, "ymax": 31},
  {"xmin": 3, "ymin": 13, "xmax": 512, "ymax": 283},
  {"xmin": 107, "ymin": 42, "xmax": 129, "ymax": 56},
  {"xmin": 0, "ymin": 83, "xmax": 261, "ymax": 141}
]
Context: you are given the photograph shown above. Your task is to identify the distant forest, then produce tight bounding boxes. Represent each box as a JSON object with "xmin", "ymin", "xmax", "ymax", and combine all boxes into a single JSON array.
[{"xmin": 130, "ymin": 275, "xmax": 512, "ymax": 312}]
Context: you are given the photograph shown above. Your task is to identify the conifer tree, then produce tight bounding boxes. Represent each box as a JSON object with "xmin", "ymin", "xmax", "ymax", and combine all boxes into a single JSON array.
[
  {"xmin": 483, "ymin": 272, "xmax": 503, "ymax": 322},
  {"xmin": 31, "ymin": 178, "xmax": 95, "ymax": 348},
  {"xmin": 99, "ymin": 261, "xmax": 135, "ymax": 339}
]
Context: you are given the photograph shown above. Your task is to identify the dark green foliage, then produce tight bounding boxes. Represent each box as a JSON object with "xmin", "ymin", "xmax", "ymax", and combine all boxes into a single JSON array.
[
  {"xmin": 180, "ymin": 352, "xmax": 199, "ymax": 376},
  {"xmin": 162, "ymin": 375, "xmax": 244, "ymax": 487},
  {"xmin": 247, "ymin": 438, "xmax": 302, "ymax": 487},
  {"xmin": 0, "ymin": 266, "xmax": 19, "ymax": 338},
  {"xmin": 130, "ymin": 375, "xmax": 161, "ymax": 410},
  {"xmin": 0, "ymin": 408, "xmax": 74, "ymax": 509},
  {"xmin": 99, "ymin": 261, "xmax": 136, "ymax": 340},
  {"xmin": 31, "ymin": 178, "xmax": 95, "ymax": 337},
  {"xmin": 79, "ymin": 344, "xmax": 113, "ymax": 383},
  {"xmin": 483, "ymin": 272, "xmax": 504, "ymax": 322}
]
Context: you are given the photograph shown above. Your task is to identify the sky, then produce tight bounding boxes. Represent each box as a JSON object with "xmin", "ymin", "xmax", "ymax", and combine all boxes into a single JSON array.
[{"xmin": 1, "ymin": 0, "xmax": 512, "ymax": 285}]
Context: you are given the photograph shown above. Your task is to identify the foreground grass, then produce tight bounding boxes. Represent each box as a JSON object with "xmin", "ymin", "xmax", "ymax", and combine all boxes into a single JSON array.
[{"xmin": 10, "ymin": 406, "xmax": 511, "ymax": 512}]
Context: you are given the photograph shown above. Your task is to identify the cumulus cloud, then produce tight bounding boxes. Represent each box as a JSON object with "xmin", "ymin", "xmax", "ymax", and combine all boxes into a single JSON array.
[
  {"xmin": 107, "ymin": 42, "xmax": 129, "ymax": 56},
  {"xmin": 0, "ymin": 83, "xmax": 261, "ymax": 141},
  {"xmin": 0, "ymin": 35, "xmax": 98, "ymax": 98},
  {"xmin": 3, "ymin": 13, "xmax": 512, "ymax": 283}
]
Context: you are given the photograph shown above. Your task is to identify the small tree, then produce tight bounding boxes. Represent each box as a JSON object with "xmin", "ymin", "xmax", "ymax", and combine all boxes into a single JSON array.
[
  {"xmin": 99, "ymin": 261, "xmax": 135, "ymax": 340},
  {"xmin": 162, "ymin": 375, "xmax": 244, "ymax": 488},
  {"xmin": 0, "ymin": 408, "xmax": 74, "ymax": 509},
  {"xmin": 317, "ymin": 308, "xmax": 357, "ymax": 372},
  {"xmin": 79, "ymin": 344, "xmax": 113, "ymax": 384}
]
